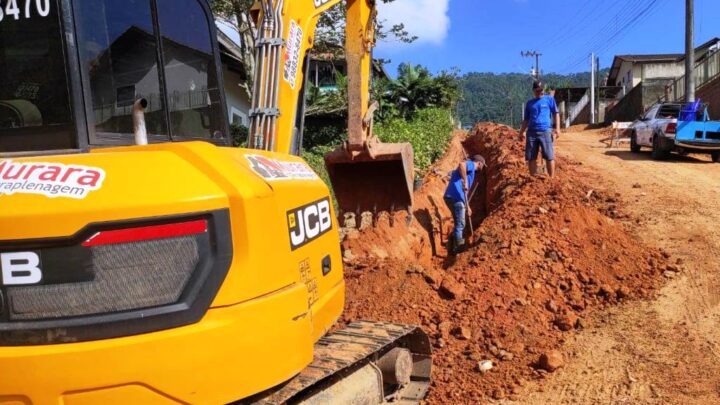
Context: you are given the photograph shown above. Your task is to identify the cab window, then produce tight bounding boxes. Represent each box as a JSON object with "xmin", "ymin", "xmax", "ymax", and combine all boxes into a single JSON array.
[
  {"xmin": 157, "ymin": 0, "xmax": 224, "ymax": 140},
  {"xmin": 0, "ymin": 0, "xmax": 75, "ymax": 152},
  {"xmin": 75, "ymin": 0, "xmax": 169, "ymax": 143},
  {"xmin": 75, "ymin": 0, "xmax": 224, "ymax": 145}
]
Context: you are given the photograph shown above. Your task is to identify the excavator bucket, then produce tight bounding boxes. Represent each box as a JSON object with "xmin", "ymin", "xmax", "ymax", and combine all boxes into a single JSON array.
[{"xmin": 325, "ymin": 142, "xmax": 414, "ymax": 215}]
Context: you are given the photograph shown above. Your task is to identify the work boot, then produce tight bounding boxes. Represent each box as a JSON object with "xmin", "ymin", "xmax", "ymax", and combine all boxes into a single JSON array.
[
  {"xmin": 453, "ymin": 238, "xmax": 466, "ymax": 254},
  {"xmin": 447, "ymin": 237, "xmax": 456, "ymax": 254}
]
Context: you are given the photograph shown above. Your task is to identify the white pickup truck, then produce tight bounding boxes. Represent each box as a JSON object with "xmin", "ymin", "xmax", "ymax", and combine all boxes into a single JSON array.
[{"xmin": 630, "ymin": 102, "xmax": 682, "ymax": 160}]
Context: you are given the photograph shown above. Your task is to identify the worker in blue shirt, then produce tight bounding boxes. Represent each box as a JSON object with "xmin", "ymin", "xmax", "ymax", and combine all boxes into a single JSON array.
[
  {"xmin": 443, "ymin": 155, "xmax": 486, "ymax": 253},
  {"xmin": 519, "ymin": 81, "xmax": 561, "ymax": 177}
]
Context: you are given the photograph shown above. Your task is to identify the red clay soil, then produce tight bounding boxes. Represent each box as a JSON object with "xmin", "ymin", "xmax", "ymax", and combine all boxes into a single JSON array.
[{"xmin": 340, "ymin": 123, "xmax": 673, "ymax": 403}]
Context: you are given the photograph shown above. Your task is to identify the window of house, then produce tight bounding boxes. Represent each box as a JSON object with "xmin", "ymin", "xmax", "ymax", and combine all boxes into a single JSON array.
[
  {"xmin": 230, "ymin": 107, "xmax": 247, "ymax": 127},
  {"xmin": 75, "ymin": 0, "xmax": 169, "ymax": 142},
  {"xmin": 157, "ymin": 0, "xmax": 224, "ymax": 140}
]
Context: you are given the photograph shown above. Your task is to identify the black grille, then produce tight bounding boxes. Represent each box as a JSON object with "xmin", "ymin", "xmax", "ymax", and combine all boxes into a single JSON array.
[
  {"xmin": 707, "ymin": 132, "xmax": 720, "ymax": 140},
  {"xmin": 8, "ymin": 236, "xmax": 199, "ymax": 320},
  {"xmin": 0, "ymin": 210, "xmax": 232, "ymax": 345}
]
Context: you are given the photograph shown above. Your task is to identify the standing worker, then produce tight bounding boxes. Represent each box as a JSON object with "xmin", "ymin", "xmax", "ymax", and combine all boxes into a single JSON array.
[
  {"xmin": 519, "ymin": 81, "xmax": 561, "ymax": 177},
  {"xmin": 443, "ymin": 155, "xmax": 486, "ymax": 254}
]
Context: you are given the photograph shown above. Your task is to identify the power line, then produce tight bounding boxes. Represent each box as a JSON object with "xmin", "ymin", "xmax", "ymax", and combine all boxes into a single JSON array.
[
  {"xmin": 552, "ymin": 0, "xmax": 666, "ymax": 73},
  {"xmin": 566, "ymin": 0, "xmax": 666, "ymax": 73},
  {"xmin": 549, "ymin": 0, "xmax": 650, "ymax": 71},
  {"xmin": 593, "ymin": 0, "xmax": 666, "ymax": 57},
  {"xmin": 548, "ymin": 0, "xmax": 650, "ymax": 72},
  {"xmin": 540, "ymin": 0, "xmax": 624, "ymax": 52}
]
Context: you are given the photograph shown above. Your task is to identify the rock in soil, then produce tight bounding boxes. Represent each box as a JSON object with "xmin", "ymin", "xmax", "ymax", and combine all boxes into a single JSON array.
[
  {"xmin": 440, "ymin": 277, "xmax": 466, "ymax": 300},
  {"xmin": 538, "ymin": 350, "xmax": 565, "ymax": 372},
  {"xmin": 453, "ymin": 326, "xmax": 472, "ymax": 340},
  {"xmin": 554, "ymin": 313, "xmax": 579, "ymax": 332},
  {"xmin": 477, "ymin": 360, "xmax": 494, "ymax": 373}
]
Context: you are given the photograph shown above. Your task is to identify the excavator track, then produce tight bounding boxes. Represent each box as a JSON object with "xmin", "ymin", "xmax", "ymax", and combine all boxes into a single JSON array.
[{"xmin": 246, "ymin": 321, "xmax": 432, "ymax": 404}]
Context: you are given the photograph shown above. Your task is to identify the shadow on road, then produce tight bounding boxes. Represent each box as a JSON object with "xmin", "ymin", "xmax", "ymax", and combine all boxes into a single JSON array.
[{"xmin": 604, "ymin": 150, "xmax": 712, "ymax": 164}]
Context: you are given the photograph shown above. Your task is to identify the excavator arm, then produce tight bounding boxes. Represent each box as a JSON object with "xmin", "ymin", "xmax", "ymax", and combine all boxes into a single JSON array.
[
  {"xmin": 249, "ymin": 0, "xmax": 414, "ymax": 216},
  {"xmin": 248, "ymin": 0, "xmax": 371, "ymax": 154}
]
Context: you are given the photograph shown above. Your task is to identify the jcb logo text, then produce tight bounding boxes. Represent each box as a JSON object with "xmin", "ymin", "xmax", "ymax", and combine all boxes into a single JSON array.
[
  {"xmin": 1, "ymin": 252, "xmax": 43, "ymax": 286},
  {"xmin": 287, "ymin": 198, "xmax": 332, "ymax": 250}
]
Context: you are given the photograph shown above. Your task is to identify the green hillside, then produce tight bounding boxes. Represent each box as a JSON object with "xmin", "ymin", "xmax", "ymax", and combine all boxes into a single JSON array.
[{"xmin": 457, "ymin": 69, "xmax": 610, "ymax": 128}]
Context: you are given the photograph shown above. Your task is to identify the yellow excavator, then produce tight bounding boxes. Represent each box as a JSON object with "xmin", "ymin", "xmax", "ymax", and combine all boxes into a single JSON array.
[{"xmin": 0, "ymin": 0, "xmax": 429, "ymax": 404}]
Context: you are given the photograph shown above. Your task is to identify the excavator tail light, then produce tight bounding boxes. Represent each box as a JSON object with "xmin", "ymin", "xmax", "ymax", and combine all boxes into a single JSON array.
[{"xmin": 82, "ymin": 219, "xmax": 208, "ymax": 247}]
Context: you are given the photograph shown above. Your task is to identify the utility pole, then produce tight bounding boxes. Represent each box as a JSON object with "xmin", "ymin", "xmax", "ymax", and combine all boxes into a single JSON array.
[
  {"xmin": 685, "ymin": 0, "xmax": 695, "ymax": 102},
  {"xmin": 596, "ymin": 55, "xmax": 601, "ymax": 122},
  {"xmin": 590, "ymin": 53, "xmax": 596, "ymax": 124},
  {"xmin": 521, "ymin": 51, "xmax": 543, "ymax": 80}
]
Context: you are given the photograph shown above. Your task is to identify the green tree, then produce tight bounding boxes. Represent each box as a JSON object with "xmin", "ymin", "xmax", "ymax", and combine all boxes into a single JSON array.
[
  {"xmin": 210, "ymin": 0, "xmax": 256, "ymax": 97},
  {"xmin": 382, "ymin": 64, "xmax": 462, "ymax": 119},
  {"xmin": 210, "ymin": 0, "xmax": 417, "ymax": 85}
]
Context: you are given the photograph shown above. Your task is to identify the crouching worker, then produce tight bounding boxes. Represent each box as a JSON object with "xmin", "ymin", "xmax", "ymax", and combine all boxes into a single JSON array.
[{"xmin": 443, "ymin": 155, "xmax": 486, "ymax": 254}]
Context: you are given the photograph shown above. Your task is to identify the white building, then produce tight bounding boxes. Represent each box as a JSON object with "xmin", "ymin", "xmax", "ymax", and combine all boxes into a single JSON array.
[{"xmin": 216, "ymin": 29, "xmax": 252, "ymax": 128}]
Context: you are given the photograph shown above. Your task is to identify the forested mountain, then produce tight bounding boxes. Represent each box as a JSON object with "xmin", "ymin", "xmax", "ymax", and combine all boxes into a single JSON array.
[{"xmin": 457, "ymin": 69, "xmax": 610, "ymax": 128}]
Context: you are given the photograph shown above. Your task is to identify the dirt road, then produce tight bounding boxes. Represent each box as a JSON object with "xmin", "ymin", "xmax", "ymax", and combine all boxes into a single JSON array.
[{"xmin": 518, "ymin": 129, "xmax": 720, "ymax": 404}]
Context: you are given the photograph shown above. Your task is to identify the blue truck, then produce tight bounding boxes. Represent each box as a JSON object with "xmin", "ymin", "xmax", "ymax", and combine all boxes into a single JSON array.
[{"xmin": 675, "ymin": 102, "xmax": 720, "ymax": 162}]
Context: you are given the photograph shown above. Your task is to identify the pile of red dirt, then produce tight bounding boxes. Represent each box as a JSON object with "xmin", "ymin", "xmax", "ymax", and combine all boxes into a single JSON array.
[{"xmin": 340, "ymin": 123, "xmax": 673, "ymax": 403}]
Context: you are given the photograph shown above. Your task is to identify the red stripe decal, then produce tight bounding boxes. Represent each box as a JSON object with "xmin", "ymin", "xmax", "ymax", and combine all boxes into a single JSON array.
[{"xmin": 82, "ymin": 220, "xmax": 208, "ymax": 247}]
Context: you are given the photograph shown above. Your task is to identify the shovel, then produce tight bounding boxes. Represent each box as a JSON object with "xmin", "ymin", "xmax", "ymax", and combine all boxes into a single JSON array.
[{"xmin": 464, "ymin": 180, "xmax": 480, "ymax": 245}]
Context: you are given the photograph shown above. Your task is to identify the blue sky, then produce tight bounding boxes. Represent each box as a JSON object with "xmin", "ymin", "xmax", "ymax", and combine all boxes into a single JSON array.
[{"xmin": 375, "ymin": 0, "xmax": 720, "ymax": 76}]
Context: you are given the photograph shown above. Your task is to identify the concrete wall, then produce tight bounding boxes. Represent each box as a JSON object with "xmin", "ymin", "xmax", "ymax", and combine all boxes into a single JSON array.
[
  {"xmin": 606, "ymin": 83, "xmax": 643, "ymax": 123},
  {"xmin": 616, "ymin": 61, "xmax": 683, "ymax": 95},
  {"xmin": 222, "ymin": 66, "xmax": 251, "ymax": 127},
  {"xmin": 574, "ymin": 102, "xmax": 590, "ymax": 125},
  {"xmin": 641, "ymin": 79, "xmax": 669, "ymax": 109},
  {"xmin": 641, "ymin": 62, "xmax": 684, "ymax": 81},
  {"xmin": 605, "ymin": 79, "xmax": 669, "ymax": 123}
]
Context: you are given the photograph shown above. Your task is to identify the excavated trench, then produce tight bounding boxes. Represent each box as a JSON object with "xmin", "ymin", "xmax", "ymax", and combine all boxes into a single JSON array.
[
  {"xmin": 340, "ymin": 123, "xmax": 673, "ymax": 403},
  {"xmin": 341, "ymin": 124, "xmax": 517, "ymax": 266}
]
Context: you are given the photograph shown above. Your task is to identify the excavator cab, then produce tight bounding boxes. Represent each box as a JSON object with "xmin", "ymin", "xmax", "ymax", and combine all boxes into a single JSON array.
[{"xmin": 0, "ymin": 0, "xmax": 229, "ymax": 155}]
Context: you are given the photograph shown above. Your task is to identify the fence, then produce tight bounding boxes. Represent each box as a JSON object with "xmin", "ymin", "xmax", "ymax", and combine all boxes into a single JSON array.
[
  {"xmin": 667, "ymin": 51, "xmax": 720, "ymax": 101},
  {"xmin": 93, "ymin": 89, "xmax": 212, "ymax": 124}
]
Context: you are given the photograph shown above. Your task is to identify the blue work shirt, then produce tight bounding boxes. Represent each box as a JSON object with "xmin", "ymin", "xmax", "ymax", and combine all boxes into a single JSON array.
[
  {"xmin": 444, "ymin": 160, "xmax": 476, "ymax": 203},
  {"xmin": 525, "ymin": 95, "xmax": 559, "ymax": 132}
]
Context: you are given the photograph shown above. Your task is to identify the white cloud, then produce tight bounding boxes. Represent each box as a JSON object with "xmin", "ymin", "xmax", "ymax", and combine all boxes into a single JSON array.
[{"xmin": 377, "ymin": 0, "xmax": 451, "ymax": 46}]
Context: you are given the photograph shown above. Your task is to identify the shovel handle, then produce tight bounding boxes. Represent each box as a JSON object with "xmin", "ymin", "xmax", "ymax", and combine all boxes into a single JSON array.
[{"xmin": 465, "ymin": 192, "xmax": 474, "ymax": 243}]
